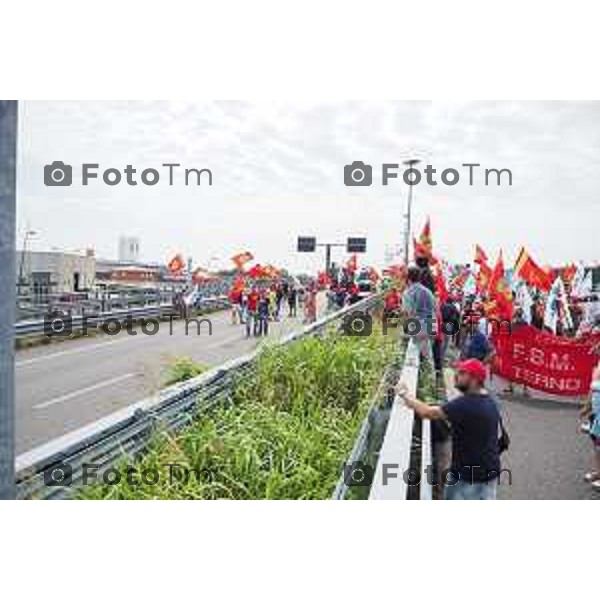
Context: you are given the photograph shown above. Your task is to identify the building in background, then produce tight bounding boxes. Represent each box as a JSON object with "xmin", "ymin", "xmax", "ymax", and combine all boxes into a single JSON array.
[
  {"xmin": 95, "ymin": 260, "xmax": 161, "ymax": 289},
  {"xmin": 118, "ymin": 236, "xmax": 140, "ymax": 262},
  {"xmin": 16, "ymin": 249, "xmax": 96, "ymax": 300}
]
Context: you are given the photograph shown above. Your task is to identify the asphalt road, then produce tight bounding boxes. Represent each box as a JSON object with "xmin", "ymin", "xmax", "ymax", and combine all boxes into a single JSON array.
[
  {"xmin": 16, "ymin": 305, "xmax": 314, "ymax": 455},
  {"xmin": 498, "ymin": 395, "xmax": 599, "ymax": 500}
]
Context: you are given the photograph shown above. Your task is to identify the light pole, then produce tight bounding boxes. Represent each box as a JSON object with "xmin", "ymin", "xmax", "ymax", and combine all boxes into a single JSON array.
[
  {"xmin": 317, "ymin": 242, "xmax": 345, "ymax": 277},
  {"xmin": 403, "ymin": 158, "xmax": 421, "ymax": 265},
  {"xmin": 0, "ymin": 100, "xmax": 17, "ymax": 499},
  {"xmin": 17, "ymin": 228, "xmax": 36, "ymax": 296}
]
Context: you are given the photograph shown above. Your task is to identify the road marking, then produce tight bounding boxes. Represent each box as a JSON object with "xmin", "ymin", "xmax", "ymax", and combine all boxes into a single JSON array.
[
  {"xmin": 33, "ymin": 373, "xmax": 137, "ymax": 410},
  {"xmin": 17, "ymin": 336, "xmax": 141, "ymax": 367},
  {"xmin": 16, "ymin": 315, "xmax": 230, "ymax": 367}
]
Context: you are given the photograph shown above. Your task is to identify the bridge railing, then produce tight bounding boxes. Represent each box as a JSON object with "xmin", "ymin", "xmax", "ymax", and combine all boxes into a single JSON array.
[
  {"xmin": 16, "ymin": 293, "xmax": 383, "ymax": 499},
  {"xmin": 368, "ymin": 338, "xmax": 432, "ymax": 500},
  {"xmin": 331, "ymin": 336, "xmax": 433, "ymax": 501}
]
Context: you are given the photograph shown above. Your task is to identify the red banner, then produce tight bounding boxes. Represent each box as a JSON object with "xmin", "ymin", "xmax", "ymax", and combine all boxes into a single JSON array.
[{"xmin": 491, "ymin": 325, "xmax": 599, "ymax": 396}]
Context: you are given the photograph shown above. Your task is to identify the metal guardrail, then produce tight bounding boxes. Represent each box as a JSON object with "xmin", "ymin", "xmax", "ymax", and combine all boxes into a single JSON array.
[
  {"xmin": 16, "ymin": 294, "xmax": 383, "ymax": 499},
  {"xmin": 331, "ymin": 336, "xmax": 433, "ymax": 501},
  {"xmin": 420, "ymin": 409, "xmax": 433, "ymax": 500},
  {"xmin": 14, "ymin": 295, "xmax": 230, "ymax": 339},
  {"xmin": 330, "ymin": 343, "xmax": 403, "ymax": 501}
]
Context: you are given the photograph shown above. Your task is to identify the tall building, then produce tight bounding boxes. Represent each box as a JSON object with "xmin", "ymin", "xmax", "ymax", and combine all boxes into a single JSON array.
[{"xmin": 118, "ymin": 236, "xmax": 140, "ymax": 263}]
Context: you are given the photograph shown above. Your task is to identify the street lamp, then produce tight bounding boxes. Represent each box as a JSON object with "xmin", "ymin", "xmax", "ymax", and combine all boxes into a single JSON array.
[
  {"xmin": 403, "ymin": 158, "xmax": 421, "ymax": 265},
  {"xmin": 17, "ymin": 228, "xmax": 37, "ymax": 294}
]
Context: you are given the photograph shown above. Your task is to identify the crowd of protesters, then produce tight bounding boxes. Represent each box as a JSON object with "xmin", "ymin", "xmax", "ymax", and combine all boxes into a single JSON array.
[
  {"xmin": 383, "ymin": 260, "xmax": 497, "ymax": 380},
  {"xmin": 387, "ymin": 254, "xmax": 600, "ymax": 498},
  {"xmin": 227, "ymin": 280, "xmax": 320, "ymax": 338}
]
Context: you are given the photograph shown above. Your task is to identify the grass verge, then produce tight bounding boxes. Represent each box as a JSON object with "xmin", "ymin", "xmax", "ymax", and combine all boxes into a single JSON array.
[{"xmin": 78, "ymin": 325, "xmax": 397, "ymax": 499}]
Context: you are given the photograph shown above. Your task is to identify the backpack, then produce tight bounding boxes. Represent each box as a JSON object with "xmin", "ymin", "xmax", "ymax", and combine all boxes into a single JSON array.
[{"xmin": 498, "ymin": 415, "xmax": 510, "ymax": 454}]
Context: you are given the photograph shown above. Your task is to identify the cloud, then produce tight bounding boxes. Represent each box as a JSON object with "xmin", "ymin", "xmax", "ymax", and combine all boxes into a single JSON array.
[{"xmin": 16, "ymin": 100, "xmax": 600, "ymax": 271}]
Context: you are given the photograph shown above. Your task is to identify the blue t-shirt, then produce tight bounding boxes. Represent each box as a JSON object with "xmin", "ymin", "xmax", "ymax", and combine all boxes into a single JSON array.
[
  {"xmin": 442, "ymin": 394, "xmax": 501, "ymax": 483},
  {"xmin": 462, "ymin": 331, "xmax": 491, "ymax": 362}
]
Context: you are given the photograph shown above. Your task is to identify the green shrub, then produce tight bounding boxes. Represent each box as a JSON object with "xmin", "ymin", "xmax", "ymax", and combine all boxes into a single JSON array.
[{"xmin": 164, "ymin": 356, "xmax": 206, "ymax": 386}]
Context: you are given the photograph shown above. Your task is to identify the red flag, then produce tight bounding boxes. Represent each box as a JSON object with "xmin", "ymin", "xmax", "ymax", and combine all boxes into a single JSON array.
[
  {"xmin": 487, "ymin": 252, "xmax": 513, "ymax": 320},
  {"xmin": 262, "ymin": 265, "xmax": 280, "ymax": 279},
  {"xmin": 231, "ymin": 275, "xmax": 246, "ymax": 293},
  {"xmin": 514, "ymin": 247, "xmax": 552, "ymax": 292},
  {"xmin": 474, "ymin": 246, "xmax": 492, "ymax": 294},
  {"xmin": 191, "ymin": 268, "xmax": 215, "ymax": 284},
  {"xmin": 317, "ymin": 271, "xmax": 331, "ymax": 286},
  {"xmin": 451, "ymin": 268, "xmax": 469, "ymax": 290},
  {"xmin": 474, "ymin": 245, "xmax": 488, "ymax": 265},
  {"xmin": 231, "ymin": 251, "xmax": 254, "ymax": 271},
  {"xmin": 561, "ymin": 263, "xmax": 577, "ymax": 284},
  {"xmin": 434, "ymin": 265, "xmax": 449, "ymax": 303},
  {"xmin": 476, "ymin": 263, "xmax": 492, "ymax": 294},
  {"xmin": 247, "ymin": 264, "xmax": 267, "ymax": 279},
  {"xmin": 346, "ymin": 254, "xmax": 358, "ymax": 272},
  {"xmin": 415, "ymin": 218, "xmax": 432, "ymax": 259},
  {"xmin": 167, "ymin": 253, "xmax": 185, "ymax": 275}
]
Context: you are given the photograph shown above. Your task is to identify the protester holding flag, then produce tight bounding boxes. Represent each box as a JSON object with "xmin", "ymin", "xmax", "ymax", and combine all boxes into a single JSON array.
[
  {"xmin": 474, "ymin": 245, "xmax": 492, "ymax": 295},
  {"xmin": 231, "ymin": 251, "xmax": 254, "ymax": 271},
  {"xmin": 246, "ymin": 286, "xmax": 260, "ymax": 337},
  {"xmin": 229, "ymin": 285, "xmax": 243, "ymax": 325},
  {"xmin": 486, "ymin": 251, "xmax": 514, "ymax": 323},
  {"xmin": 514, "ymin": 247, "xmax": 552, "ymax": 292}
]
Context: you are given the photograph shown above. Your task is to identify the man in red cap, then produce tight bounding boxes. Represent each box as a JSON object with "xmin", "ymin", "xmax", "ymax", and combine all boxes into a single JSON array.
[{"xmin": 398, "ymin": 358, "xmax": 506, "ymax": 500}]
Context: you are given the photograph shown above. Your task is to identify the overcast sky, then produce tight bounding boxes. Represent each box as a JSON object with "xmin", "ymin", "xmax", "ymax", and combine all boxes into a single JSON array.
[{"xmin": 16, "ymin": 100, "xmax": 600, "ymax": 273}]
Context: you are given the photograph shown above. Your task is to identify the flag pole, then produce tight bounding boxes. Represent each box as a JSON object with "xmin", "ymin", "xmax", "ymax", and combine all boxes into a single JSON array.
[{"xmin": 403, "ymin": 158, "xmax": 420, "ymax": 265}]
